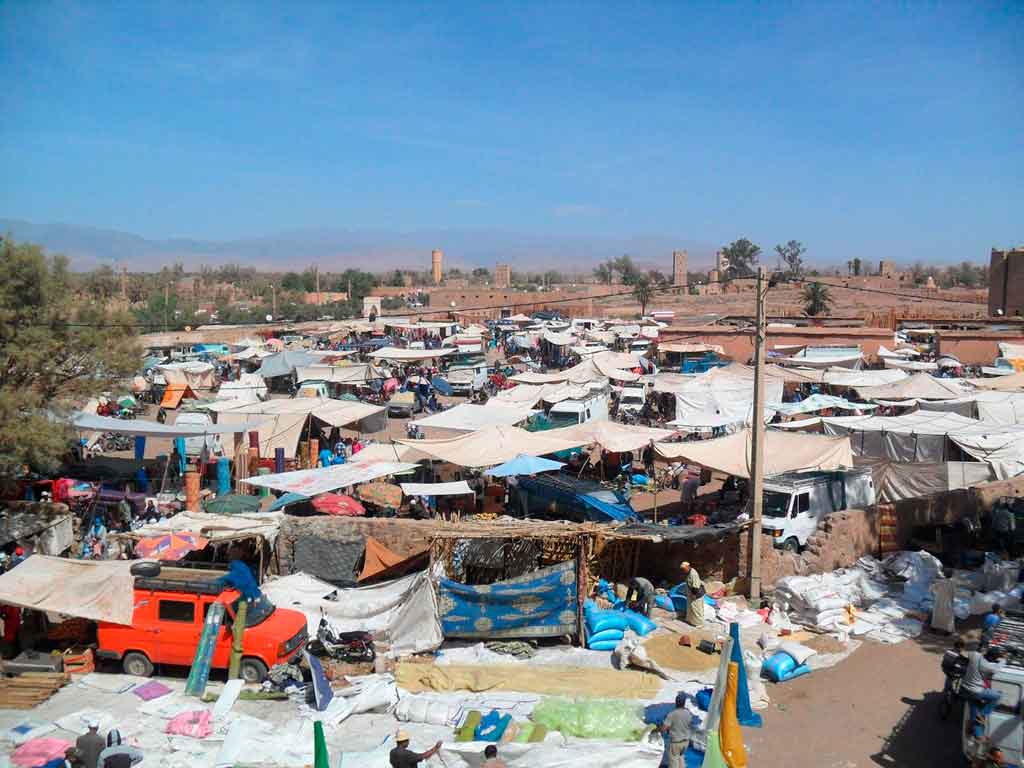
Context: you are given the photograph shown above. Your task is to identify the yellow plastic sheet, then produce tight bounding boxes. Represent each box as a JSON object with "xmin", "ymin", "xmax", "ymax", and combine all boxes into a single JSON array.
[
  {"xmin": 720, "ymin": 662, "xmax": 748, "ymax": 768},
  {"xmin": 395, "ymin": 663, "xmax": 662, "ymax": 699}
]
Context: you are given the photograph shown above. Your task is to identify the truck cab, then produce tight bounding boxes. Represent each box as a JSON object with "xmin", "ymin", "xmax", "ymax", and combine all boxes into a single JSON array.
[
  {"xmin": 760, "ymin": 468, "xmax": 875, "ymax": 552},
  {"xmin": 294, "ymin": 379, "xmax": 330, "ymax": 398},
  {"xmin": 618, "ymin": 384, "xmax": 647, "ymax": 415},
  {"xmin": 547, "ymin": 386, "xmax": 610, "ymax": 427},
  {"xmin": 96, "ymin": 567, "xmax": 307, "ymax": 683}
]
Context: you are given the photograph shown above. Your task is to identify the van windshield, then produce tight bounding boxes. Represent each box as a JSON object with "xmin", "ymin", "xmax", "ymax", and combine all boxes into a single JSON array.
[
  {"xmin": 547, "ymin": 411, "xmax": 580, "ymax": 428},
  {"xmin": 763, "ymin": 491, "xmax": 791, "ymax": 518},
  {"xmin": 232, "ymin": 594, "xmax": 275, "ymax": 627}
]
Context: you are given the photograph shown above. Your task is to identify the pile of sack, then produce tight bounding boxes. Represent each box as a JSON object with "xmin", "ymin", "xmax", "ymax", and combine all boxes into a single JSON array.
[
  {"xmin": 583, "ymin": 600, "xmax": 656, "ymax": 651},
  {"xmin": 773, "ymin": 568, "xmax": 887, "ymax": 632}
]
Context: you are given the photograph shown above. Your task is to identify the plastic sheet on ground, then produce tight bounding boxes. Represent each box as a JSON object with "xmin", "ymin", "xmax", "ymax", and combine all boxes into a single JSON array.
[
  {"xmin": 443, "ymin": 739, "xmax": 665, "ymax": 768},
  {"xmin": 531, "ymin": 698, "xmax": 646, "ymax": 740}
]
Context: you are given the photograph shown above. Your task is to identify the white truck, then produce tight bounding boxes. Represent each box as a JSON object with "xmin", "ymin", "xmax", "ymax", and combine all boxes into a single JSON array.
[
  {"xmin": 759, "ymin": 468, "xmax": 875, "ymax": 552},
  {"xmin": 618, "ymin": 384, "xmax": 647, "ymax": 416},
  {"xmin": 962, "ymin": 614, "xmax": 1024, "ymax": 766},
  {"xmin": 547, "ymin": 387, "xmax": 610, "ymax": 427}
]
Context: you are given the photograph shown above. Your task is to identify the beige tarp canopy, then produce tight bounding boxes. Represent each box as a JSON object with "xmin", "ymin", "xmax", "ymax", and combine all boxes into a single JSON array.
[
  {"xmin": 155, "ymin": 361, "xmax": 216, "ymax": 391},
  {"xmin": 855, "ymin": 372, "xmax": 972, "ymax": 401},
  {"xmin": 510, "ymin": 355, "xmax": 639, "ymax": 385},
  {"xmin": 654, "ymin": 428, "xmax": 854, "ymax": 479},
  {"xmin": 369, "ymin": 347, "xmax": 457, "ymax": 361},
  {"xmin": 211, "ymin": 397, "xmax": 387, "ymax": 458},
  {"xmin": 295, "ymin": 363, "xmax": 383, "ymax": 385},
  {"xmin": 971, "ymin": 371, "xmax": 1024, "ymax": 392},
  {"xmin": 659, "ymin": 342, "xmax": 725, "ymax": 355},
  {"xmin": 395, "ymin": 424, "xmax": 590, "ymax": 468},
  {"xmin": 548, "ymin": 420, "xmax": 676, "ymax": 453},
  {"xmin": 489, "ymin": 382, "xmax": 574, "ymax": 408},
  {"xmin": 415, "ymin": 403, "xmax": 538, "ymax": 432},
  {"xmin": 355, "ymin": 442, "xmax": 434, "ymax": 463},
  {"xmin": 0, "ymin": 555, "xmax": 136, "ymax": 625}
]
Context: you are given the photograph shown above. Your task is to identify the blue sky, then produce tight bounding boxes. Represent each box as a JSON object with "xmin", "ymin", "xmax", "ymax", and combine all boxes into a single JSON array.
[{"xmin": 1, "ymin": 1, "xmax": 1021, "ymax": 265}]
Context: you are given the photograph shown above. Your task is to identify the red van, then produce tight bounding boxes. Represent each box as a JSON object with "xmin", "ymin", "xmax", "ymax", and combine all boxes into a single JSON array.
[{"xmin": 96, "ymin": 567, "xmax": 307, "ymax": 683}]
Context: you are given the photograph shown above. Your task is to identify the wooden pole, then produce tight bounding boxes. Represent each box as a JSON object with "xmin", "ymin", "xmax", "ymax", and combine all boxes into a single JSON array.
[{"xmin": 749, "ymin": 266, "xmax": 767, "ymax": 602}]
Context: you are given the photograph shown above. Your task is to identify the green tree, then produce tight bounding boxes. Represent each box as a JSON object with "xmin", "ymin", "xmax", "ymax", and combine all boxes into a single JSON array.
[
  {"xmin": 471, "ymin": 267, "xmax": 491, "ymax": 283},
  {"xmin": 632, "ymin": 275, "xmax": 654, "ymax": 317},
  {"xmin": 281, "ymin": 272, "xmax": 303, "ymax": 291},
  {"xmin": 543, "ymin": 270, "xmax": 564, "ymax": 287},
  {"xmin": 84, "ymin": 264, "xmax": 118, "ymax": 301},
  {"xmin": 647, "ymin": 270, "xmax": 669, "ymax": 286},
  {"xmin": 0, "ymin": 238, "xmax": 140, "ymax": 486},
  {"xmin": 593, "ymin": 260, "xmax": 614, "ymax": 285},
  {"xmin": 301, "ymin": 267, "xmax": 319, "ymax": 293},
  {"xmin": 720, "ymin": 239, "xmax": 760, "ymax": 279},
  {"xmin": 613, "ymin": 255, "xmax": 639, "ymax": 285},
  {"xmin": 852, "ymin": 257, "xmax": 862, "ymax": 276},
  {"xmin": 388, "ymin": 270, "xmax": 405, "ymax": 287},
  {"xmin": 802, "ymin": 282, "xmax": 833, "ymax": 316},
  {"xmin": 774, "ymin": 240, "xmax": 806, "ymax": 278}
]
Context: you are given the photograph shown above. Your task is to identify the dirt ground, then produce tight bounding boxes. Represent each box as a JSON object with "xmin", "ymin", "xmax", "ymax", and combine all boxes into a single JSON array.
[{"xmin": 747, "ymin": 630, "xmax": 961, "ymax": 768}]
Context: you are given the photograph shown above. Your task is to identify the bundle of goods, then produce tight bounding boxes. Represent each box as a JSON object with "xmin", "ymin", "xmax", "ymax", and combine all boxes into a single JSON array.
[
  {"xmin": 583, "ymin": 600, "xmax": 656, "ymax": 650},
  {"xmin": 772, "ymin": 568, "xmax": 887, "ymax": 632},
  {"xmin": 761, "ymin": 641, "xmax": 816, "ymax": 684}
]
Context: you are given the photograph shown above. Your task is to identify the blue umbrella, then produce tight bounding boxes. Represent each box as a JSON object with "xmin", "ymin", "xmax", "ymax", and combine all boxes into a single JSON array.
[{"xmin": 486, "ymin": 453, "xmax": 565, "ymax": 478}]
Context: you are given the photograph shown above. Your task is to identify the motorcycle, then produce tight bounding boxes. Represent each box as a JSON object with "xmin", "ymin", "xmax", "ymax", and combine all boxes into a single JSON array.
[
  {"xmin": 307, "ymin": 611, "xmax": 375, "ymax": 663},
  {"xmin": 939, "ymin": 650, "xmax": 968, "ymax": 719}
]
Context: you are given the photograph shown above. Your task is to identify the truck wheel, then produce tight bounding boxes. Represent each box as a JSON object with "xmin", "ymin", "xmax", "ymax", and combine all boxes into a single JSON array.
[
  {"xmin": 782, "ymin": 537, "xmax": 800, "ymax": 554},
  {"xmin": 122, "ymin": 651, "xmax": 154, "ymax": 677},
  {"xmin": 239, "ymin": 658, "xmax": 269, "ymax": 684}
]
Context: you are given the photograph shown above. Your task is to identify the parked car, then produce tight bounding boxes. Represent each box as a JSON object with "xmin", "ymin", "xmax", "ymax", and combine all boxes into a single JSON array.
[{"xmin": 96, "ymin": 567, "xmax": 308, "ymax": 683}]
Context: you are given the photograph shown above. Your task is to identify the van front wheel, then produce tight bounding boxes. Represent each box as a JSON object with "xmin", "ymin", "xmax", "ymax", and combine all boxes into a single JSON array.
[
  {"xmin": 239, "ymin": 658, "xmax": 269, "ymax": 684},
  {"xmin": 782, "ymin": 537, "xmax": 800, "ymax": 554},
  {"xmin": 123, "ymin": 651, "xmax": 154, "ymax": 677}
]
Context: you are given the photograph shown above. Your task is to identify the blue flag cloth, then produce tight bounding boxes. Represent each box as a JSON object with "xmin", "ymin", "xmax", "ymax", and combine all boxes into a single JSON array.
[{"xmin": 729, "ymin": 621, "xmax": 762, "ymax": 727}]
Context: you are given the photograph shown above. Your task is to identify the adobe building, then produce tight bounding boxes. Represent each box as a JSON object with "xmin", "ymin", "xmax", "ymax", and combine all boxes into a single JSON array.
[
  {"xmin": 671, "ymin": 250, "xmax": 688, "ymax": 286},
  {"xmin": 495, "ymin": 263, "xmax": 512, "ymax": 289},
  {"xmin": 659, "ymin": 324, "xmax": 894, "ymax": 364},
  {"xmin": 990, "ymin": 247, "xmax": 1024, "ymax": 317},
  {"xmin": 878, "ymin": 260, "xmax": 898, "ymax": 278}
]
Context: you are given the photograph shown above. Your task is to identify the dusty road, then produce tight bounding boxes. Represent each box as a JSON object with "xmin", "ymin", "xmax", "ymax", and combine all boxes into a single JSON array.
[{"xmin": 749, "ymin": 632, "xmax": 961, "ymax": 768}]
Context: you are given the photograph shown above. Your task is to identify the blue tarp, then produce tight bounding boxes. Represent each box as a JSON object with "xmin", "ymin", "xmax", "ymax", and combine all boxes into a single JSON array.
[
  {"xmin": 578, "ymin": 492, "xmax": 641, "ymax": 522},
  {"xmin": 268, "ymin": 492, "xmax": 308, "ymax": 511},
  {"xmin": 439, "ymin": 561, "xmax": 578, "ymax": 640}
]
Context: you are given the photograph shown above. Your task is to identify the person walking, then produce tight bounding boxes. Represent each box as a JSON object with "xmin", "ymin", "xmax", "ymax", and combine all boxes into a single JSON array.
[
  {"xmin": 660, "ymin": 692, "xmax": 694, "ymax": 767},
  {"xmin": 961, "ymin": 646, "xmax": 1006, "ymax": 731}
]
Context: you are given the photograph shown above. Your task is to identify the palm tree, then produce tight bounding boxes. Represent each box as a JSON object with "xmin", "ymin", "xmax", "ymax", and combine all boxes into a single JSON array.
[
  {"xmin": 633, "ymin": 276, "xmax": 654, "ymax": 317},
  {"xmin": 803, "ymin": 282, "xmax": 833, "ymax": 316}
]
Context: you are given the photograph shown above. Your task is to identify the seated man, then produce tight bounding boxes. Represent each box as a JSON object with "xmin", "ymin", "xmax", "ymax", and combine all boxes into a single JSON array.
[
  {"xmin": 982, "ymin": 604, "xmax": 1005, "ymax": 645},
  {"xmin": 961, "ymin": 645, "xmax": 1006, "ymax": 734},
  {"xmin": 625, "ymin": 576, "xmax": 657, "ymax": 617}
]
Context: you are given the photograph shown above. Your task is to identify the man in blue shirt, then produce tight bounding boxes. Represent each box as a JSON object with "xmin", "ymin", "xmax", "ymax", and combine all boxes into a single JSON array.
[{"xmin": 983, "ymin": 604, "xmax": 1005, "ymax": 645}]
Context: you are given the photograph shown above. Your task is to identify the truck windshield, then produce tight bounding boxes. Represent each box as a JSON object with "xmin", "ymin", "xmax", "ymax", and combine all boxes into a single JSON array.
[
  {"xmin": 547, "ymin": 411, "xmax": 581, "ymax": 428},
  {"xmin": 763, "ymin": 491, "xmax": 791, "ymax": 518}
]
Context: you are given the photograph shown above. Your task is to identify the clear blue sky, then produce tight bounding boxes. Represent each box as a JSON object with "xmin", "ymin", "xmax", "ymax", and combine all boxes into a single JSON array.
[{"xmin": 1, "ymin": 1, "xmax": 1020, "ymax": 264}]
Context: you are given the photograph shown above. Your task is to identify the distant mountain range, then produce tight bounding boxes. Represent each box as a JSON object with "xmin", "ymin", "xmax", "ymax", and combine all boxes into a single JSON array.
[{"xmin": 0, "ymin": 218, "xmax": 718, "ymax": 275}]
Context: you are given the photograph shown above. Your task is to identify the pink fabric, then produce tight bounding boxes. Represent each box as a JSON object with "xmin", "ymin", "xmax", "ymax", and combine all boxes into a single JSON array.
[
  {"xmin": 166, "ymin": 710, "xmax": 213, "ymax": 738},
  {"xmin": 12, "ymin": 738, "xmax": 72, "ymax": 767},
  {"xmin": 133, "ymin": 680, "xmax": 172, "ymax": 701}
]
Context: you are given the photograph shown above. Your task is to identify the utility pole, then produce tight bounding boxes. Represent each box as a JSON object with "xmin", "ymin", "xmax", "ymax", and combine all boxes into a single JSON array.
[
  {"xmin": 749, "ymin": 265, "xmax": 767, "ymax": 603},
  {"xmin": 270, "ymin": 284, "xmax": 277, "ymax": 320},
  {"xmin": 314, "ymin": 266, "xmax": 321, "ymax": 306},
  {"xmin": 163, "ymin": 283, "xmax": 169, "ymax": 333}
]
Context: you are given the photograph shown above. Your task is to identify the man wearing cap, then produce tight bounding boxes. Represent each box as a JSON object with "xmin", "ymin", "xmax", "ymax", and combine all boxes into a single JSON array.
[
  {"xmin": 680, "ymin": 562, "xmax": 705, "ymax": 628},
  {"xmin": 390, "ymin": 731, "xmax": 442, "ymax": 768},
  {"xmin": 75, "ymin": 720, "xmax": 104, "ymax": 768}
]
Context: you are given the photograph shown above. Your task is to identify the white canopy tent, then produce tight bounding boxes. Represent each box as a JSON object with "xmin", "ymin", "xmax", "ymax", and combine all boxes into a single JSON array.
[
  {"xmin": 72, "ymin": 412, "xmax": 267, "ymax": 437},
  {"xmin": 510, "ymin": 355, "xmax": 640, "ymax": 385},
  {"xmin": 821, "ymin": 411, "xmax": 1024, "ymax": 478},
  {"xmin": 295, "ymin": 363, "xmax": 383, "ymax": 385},
  {"xmin": 854, "ymin": 372, "xmax": 972, "ymax": 401},
  {"xmin": 414, "ymin": 403, "xmax": 538, "ymax": 432},
  {"xmin": 667, "ymin": 366, "xmax": 783, "ymax": 430}
]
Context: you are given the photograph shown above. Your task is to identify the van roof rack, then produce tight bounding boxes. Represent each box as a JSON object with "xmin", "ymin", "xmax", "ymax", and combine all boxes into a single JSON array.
[{"xmin": 991, "ymin": 609, "xmax": 1024, "ymax": 670}]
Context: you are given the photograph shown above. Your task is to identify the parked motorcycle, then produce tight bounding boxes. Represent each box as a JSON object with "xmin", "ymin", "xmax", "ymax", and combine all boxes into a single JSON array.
[
  {"xmin": 939, "ymin": 649, "xmax": 968, "ymax": 720},
  {"xmin": 307, "ymin": 611, "xmax": 375, "ymax": 663}
]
